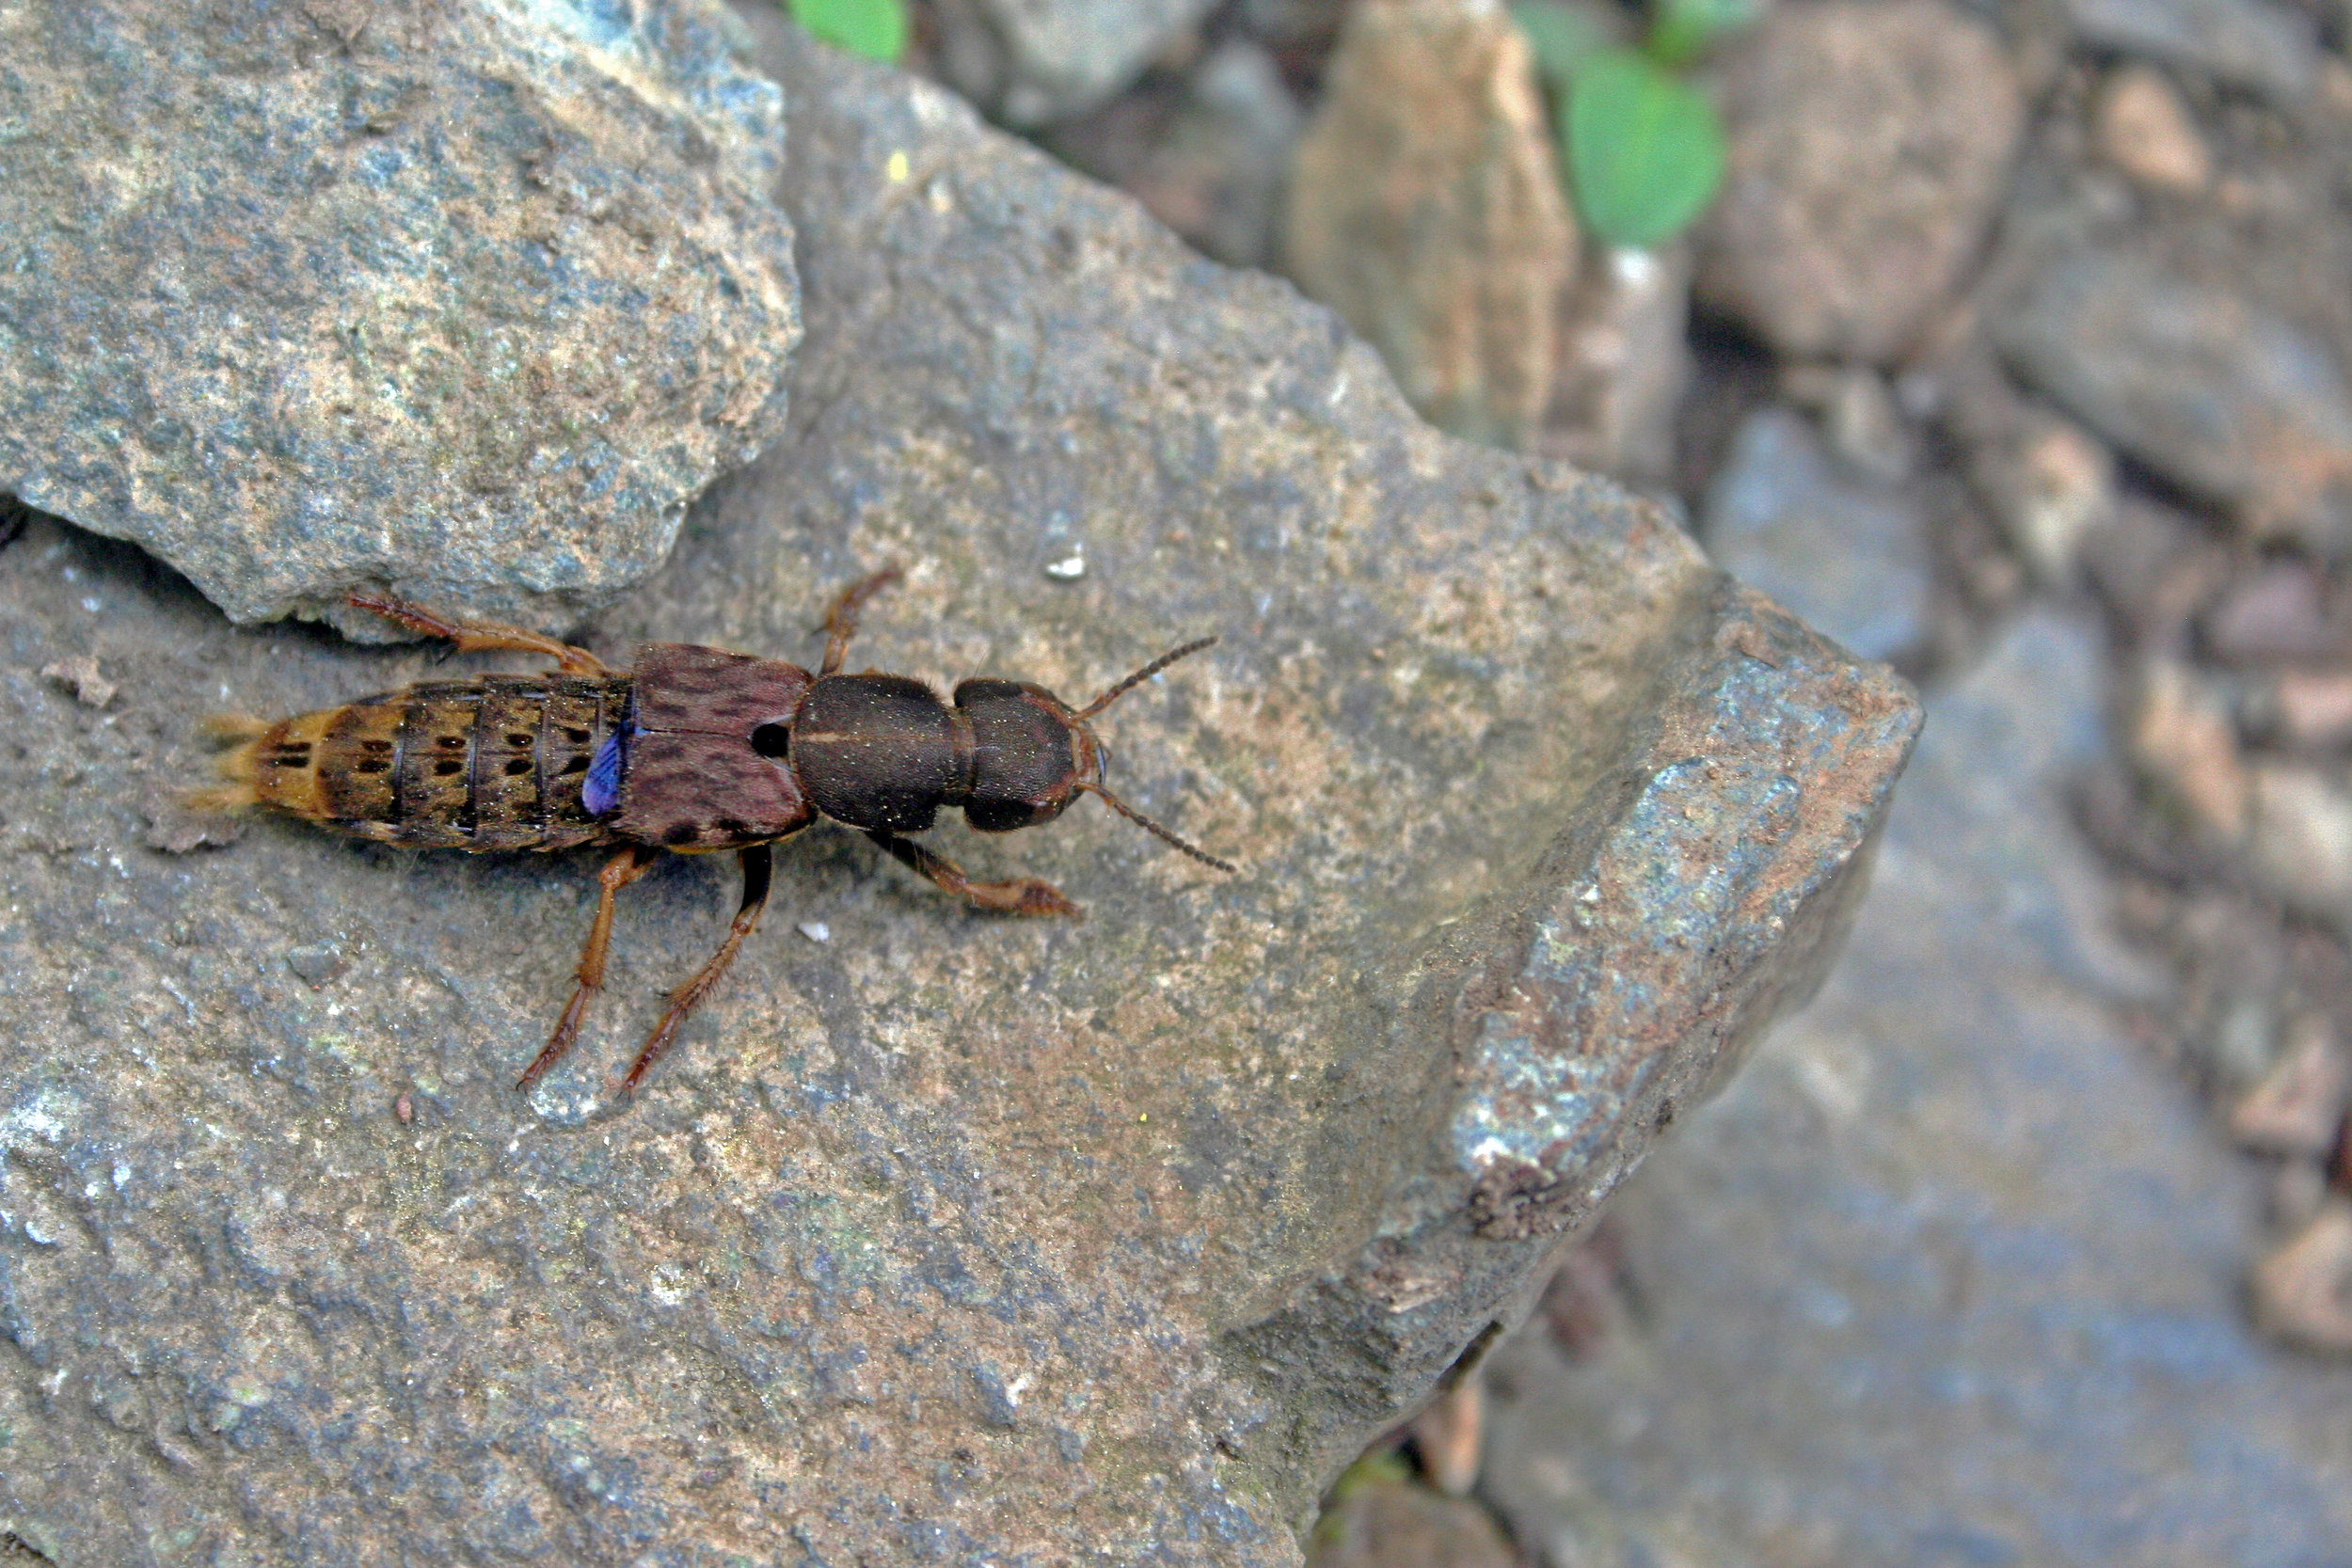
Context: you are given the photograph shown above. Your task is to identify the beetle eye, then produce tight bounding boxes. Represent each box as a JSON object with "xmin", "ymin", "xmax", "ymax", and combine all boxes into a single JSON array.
[{"xmin": 749, "ymin": 721, "xmax": 791, "ymax": 758}]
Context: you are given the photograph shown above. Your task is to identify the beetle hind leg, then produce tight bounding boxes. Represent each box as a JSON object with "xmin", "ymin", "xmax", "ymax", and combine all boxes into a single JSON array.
[
  {"xmin": 865, "ymin": 831, "xmax": 1082, "ymax": 918},
  {"xmin": 517, "ymin": 846, "xmax": 658, "ymax": 1090},
  {"xmin": 619, "ymin": 843, "xmax": 777, "ymax": 1093},
  {"xmin": 346, "ymin": 591, "xmax": 612, "ymax": 676}
]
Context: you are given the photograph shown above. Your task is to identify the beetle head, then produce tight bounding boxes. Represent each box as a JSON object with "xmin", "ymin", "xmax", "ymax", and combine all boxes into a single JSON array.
[{"xmin": 950, "ymin": 638, "xmax": 1232, "ymax": 871}]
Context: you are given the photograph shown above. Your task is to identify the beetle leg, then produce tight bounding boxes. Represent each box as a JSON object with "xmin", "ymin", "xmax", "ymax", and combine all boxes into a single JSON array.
[
  {"xmin": 865, "ymin": 831, "xmax": 1082, "ymax": 918},
  {"xmin": 517, "ymin": 846, "xmax": 659, "ymax": 1089},
  {"xmin": 345, "ymin": 591, "xmax": 612, "ymax": 676},
  {"xmin": 818, "ymin": 566, "xmax": 904, "ymax": 676},
  {"xmin": 619, "ymin": 843, "xmax": 775, "ymax": 1093}
]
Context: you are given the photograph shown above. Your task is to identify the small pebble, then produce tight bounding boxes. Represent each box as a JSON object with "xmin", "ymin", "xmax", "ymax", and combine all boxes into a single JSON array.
[
  {"xmin": 2204, "ymin": 564, "xmax": 2339, "ymax": 664},
  {"xmin": 2003, "ymin": 420, "xmax": 2113, "ymax": 584},
  {"xmin": 1044, "ymin": 553, "xmax": 1087, "ymax": 580},
  {"xmin": 2253, "ymin": 1201, "xmax": 2352, "ymax": 1354},
  {"xmin": 2247, "ymin": 765, "xmax": 2352, "ymax": 918},
  {"xmin": 2095, "ymin": 65, "xmax": 2211, "ymax": 193},
  {"xmin": 40, "ymin": 655, "xmax": 116, "ymax": 707},
  {"xmin": 797, "ymin": 920, "xmax": 831, "ymax": 943},
  {"xmin": 285, "ymin": 942, "xmax": 350, "ymax": 988},
  {"xmin": 1406, "ymin": 1380, "xmax": 1484, "ymax": 1497},
  {"xmin": 2270, "ymin": 670, "xmax": 2352, "ymax": 748},
  {"xmin": 2126, "ymin": 657, "xmax": 2248, "ymax": 845},
  {"xmin": 2229, "ymin": 1016, "xmax": 2348, "ymax": 1157}
]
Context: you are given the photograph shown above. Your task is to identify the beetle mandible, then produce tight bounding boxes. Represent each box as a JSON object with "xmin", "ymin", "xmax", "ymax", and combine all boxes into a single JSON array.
[{"xmin": 195, "ymin": 568, "xmax": 1232, "ymax": 1092}]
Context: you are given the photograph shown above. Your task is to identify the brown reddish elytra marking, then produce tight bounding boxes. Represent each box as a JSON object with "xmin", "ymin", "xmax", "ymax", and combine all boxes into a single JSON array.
[{"xmin": 194, "ymin": 569, "xmax": 1232, "ymax": 1094}]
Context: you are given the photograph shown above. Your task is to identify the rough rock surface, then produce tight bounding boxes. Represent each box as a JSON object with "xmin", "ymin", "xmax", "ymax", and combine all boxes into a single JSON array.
[
  {"xmin": 1696, "ymin": 0, "xmax": 2023, "ymax": 364},
  {"xmin": 925, "ymin": 0, "xmax": 1221, "ymax": 126},
  {"xmin": 0, "ymin": 16, "xmax": 1918, "ymax": 1568},
  {"xmin": 0, "ymin": 0, "xmax": 802, "ymax": 640},
  {"xmin": 1480, "ymin": 613, "xmax": 2352, "ymax": 1565},
  {"xmin": 1281, "ymin": 0, "xmax": 1577, "ymax": 450}
]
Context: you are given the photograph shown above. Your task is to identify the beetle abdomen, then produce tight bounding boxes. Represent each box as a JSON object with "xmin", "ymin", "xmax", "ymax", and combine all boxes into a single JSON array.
[{"xmin": 226, "ymin": 673, "xmax": 632, "ymax": 850}]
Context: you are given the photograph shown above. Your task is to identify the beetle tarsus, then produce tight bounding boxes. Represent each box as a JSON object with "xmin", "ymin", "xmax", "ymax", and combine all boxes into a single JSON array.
[{"xmin": 865, "ymin": 830, "xmax": 1083, "ymax": 918}]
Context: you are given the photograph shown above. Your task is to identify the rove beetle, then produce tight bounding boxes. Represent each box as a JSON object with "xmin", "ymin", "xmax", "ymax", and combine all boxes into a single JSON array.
[{"xmin": 195, "ymin": 568, "xmax": 1232, "ymax": 1092}]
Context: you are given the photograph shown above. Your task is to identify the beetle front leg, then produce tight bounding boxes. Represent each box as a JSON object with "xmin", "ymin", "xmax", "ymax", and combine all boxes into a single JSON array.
[
  {"xmin": 865, "ymin": 831, "xmax": 1082, "ymax": 918},
  {"xmin": 618, "ymin": 843, "xmax": 776, "ymax": 1093},
  {"xmin": 517, "ymin": 845, "xmax": 658, "ymax": 1089},
  {"xmin": 345, "ymin": 591, "xmax": 613, "ymax": 676},
  {"xmin": 818, "ymin": 565, "xmax": 903, "ymax": 676}
]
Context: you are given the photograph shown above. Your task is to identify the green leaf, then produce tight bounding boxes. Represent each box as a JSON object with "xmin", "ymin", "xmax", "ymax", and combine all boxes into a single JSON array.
[
  {"xmin": 1510, "ymin": 0, "xmax": 1616, "ymax": 87},
  {"xmin": 1563, "ymin": 48, "xmax": 1724, "ymax": 249},
  {"xmin": 1647, "ymin": 0, "xmax": 1759, "ymax": 67},
  {"xmin": 787, "ymin": 0, "xmax": 908, "ymax": 63}
]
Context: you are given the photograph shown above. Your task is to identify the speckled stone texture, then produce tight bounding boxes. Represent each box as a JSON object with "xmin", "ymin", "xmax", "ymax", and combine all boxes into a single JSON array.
[
  {"xmin": 0, "ymin": 0, "xmax": 802, "ymax": 640},
  {"xmin": 1481, "ymin": 614, "xmax": 2352, "ymax": 1566},
  {"xmin": 0, "ymin": 17, "xmax": 1918, "ymax": 1567}
]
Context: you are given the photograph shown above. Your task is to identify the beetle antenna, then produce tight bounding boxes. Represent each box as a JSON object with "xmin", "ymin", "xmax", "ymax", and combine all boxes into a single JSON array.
[
  {"xmin": 1078, "ymin": 782, "xmax": 1235, "ymax": 872},
  {"xmin": 1075, "ymin": 636, "xmax": 1217, "ymax": 721}
]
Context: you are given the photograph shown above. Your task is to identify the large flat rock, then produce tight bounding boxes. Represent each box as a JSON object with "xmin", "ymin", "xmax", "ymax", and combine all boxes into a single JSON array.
[
  {"xmin": 0, "ymin": 20, "xmax": 1918, "ymax": 1566},
  {"xmin": 0, "ymin": 0, "xmax": 802, "ymax": 638}
]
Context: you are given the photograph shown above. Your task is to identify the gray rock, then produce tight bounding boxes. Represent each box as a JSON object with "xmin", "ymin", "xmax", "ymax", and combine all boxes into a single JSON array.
[
  {"xmin": 1702, "ymin": 407, "xmax": 1936, "ymax": 665},
  {"xmin": 1281, "ymin": 0, "xmax": 1577, "ymax": 450},
  {"xmin": 1042, "ymin": 38, "xmax": 1304, "ymax": 270},
  {"xmin": 1539, "ymin": 243, "xmax": 1693, "ymax": 487},
  {"xmin": 0, "ymin": 15, "xmax": 1917, "ymax": 1567},
  {"xmin": 1995, "ymin": 249, "xmax": 2352, "ymax": 554},
  {"xmin": 926, "ymin": 0, "xmax": 1220, "ymax": 126},
  {"xmin": 0, "ymin": 0, "xmax": 802, "ymax": 640},
  {"xmin": 2064, "ymin": 0, "xmax": 2319, "ymax": 105},
  {"xmin": 1697, "ymin": 0, "xmax": 2024, "ymax": 364},
  {"xmin": 1480, "ymin": 610, "xmax": 2352, "ymax": 1567}
]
